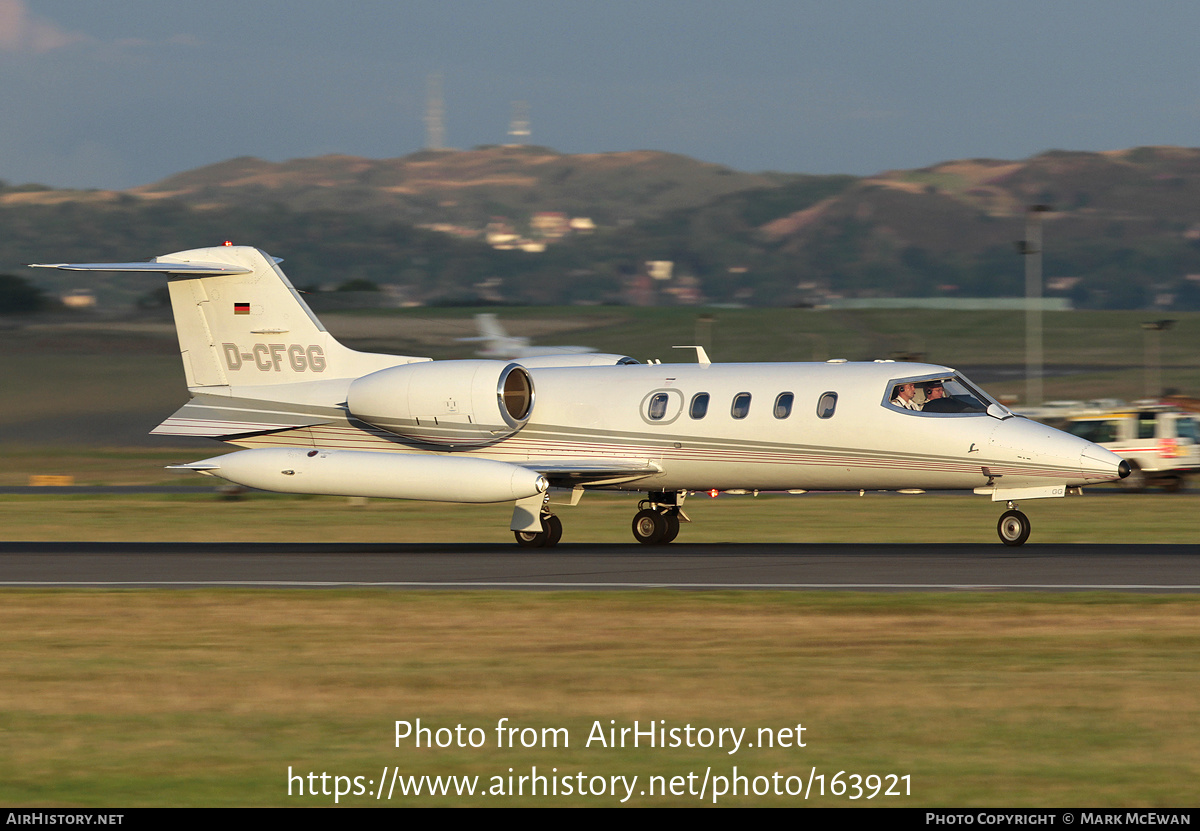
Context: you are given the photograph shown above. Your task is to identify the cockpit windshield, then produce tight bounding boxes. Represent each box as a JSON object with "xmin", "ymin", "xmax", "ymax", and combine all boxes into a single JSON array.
[{"xmin": 884, "ymin": 372, "xmax": 1006, "ymax": 417}]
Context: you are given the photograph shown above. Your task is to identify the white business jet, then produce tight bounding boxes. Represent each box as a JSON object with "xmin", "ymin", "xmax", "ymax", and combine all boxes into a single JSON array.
[{"xmin": 32, "ymin": 245, "xmax": 1129, "ymax": 547}]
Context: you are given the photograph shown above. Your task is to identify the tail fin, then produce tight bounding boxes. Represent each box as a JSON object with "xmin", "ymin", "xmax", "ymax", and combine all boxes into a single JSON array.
[
  {"xmin": 33, "ymin": 245, "xmax": 428, "ymax": 388},
  {"xmin": 473, "ymin": 312, "xmax": 528, "ymax": 356},
  {"xmin": 163, "ymin": 245, "xmax": 342, "ymax": 387},
  {"xmin": 474, "ymin": 313, "xmax": 510, "ymax": 340}
]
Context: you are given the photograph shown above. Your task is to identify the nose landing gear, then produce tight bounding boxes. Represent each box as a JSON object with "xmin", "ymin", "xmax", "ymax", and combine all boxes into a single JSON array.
[{"xmin": 997, "ymin": 502, "xmax": 1031, "ymax": 547}]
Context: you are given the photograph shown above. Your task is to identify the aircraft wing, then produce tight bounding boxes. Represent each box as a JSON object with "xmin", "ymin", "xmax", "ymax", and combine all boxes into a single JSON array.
[{"xmin": 520, "ymin": 459, "xmax": 661, "ymax": 487}]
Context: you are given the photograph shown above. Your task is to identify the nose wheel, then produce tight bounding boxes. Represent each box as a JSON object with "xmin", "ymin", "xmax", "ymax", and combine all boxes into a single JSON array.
[{"xmin": 997, "ymin": 509, "xmax": 1031, "ymax": 547}]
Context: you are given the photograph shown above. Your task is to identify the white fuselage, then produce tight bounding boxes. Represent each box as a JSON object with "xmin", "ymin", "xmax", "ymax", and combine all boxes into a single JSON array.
[{"xmin": 224, "ymin": 360, "xmax": 1123, "ymax": 494}]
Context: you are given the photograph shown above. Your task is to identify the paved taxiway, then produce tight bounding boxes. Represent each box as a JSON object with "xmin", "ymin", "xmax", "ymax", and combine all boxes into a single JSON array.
[{"xmin": 0, "ymin": 542, "xmax": 1197, "ymax": 591}]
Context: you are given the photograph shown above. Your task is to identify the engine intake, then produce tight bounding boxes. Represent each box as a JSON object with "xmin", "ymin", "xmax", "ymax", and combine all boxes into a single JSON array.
[{"xmin": 347, "ymin": 360, "xmax": 533, "ymax": 446}]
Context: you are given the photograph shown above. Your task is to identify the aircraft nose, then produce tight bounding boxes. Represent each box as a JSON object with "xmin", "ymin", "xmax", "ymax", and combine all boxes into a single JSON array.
[{"xmin": 1079, "ymin": 442, "xmax": 1128, "ymax": 483}]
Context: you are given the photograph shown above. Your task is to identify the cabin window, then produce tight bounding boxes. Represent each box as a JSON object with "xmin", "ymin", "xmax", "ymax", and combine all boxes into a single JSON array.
[
  {"xmin": 647, "ymin": 392, "xmax": 670, "ymax": 421},
  {"xmin": 816, "ymin": 391, "xmax": 838, "ymax": 419},
  {"xmin": 731, "ymin": 392, "xmax": 751, "ymax": 419},
  {"xmin": 773, "ymin": 392, "xmax": 794, "ymax": 419},
  {"xmin": 690, "ymin": 392, "xmax": 710, "ymax": 419}
]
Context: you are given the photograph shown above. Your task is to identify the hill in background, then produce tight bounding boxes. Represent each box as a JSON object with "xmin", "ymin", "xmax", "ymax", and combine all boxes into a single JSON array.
[
  {"xmin": 4, "ymin": 145, "xmax": 1200, "ymax": 309},
  {"xmin": 123, "ymin": 145, "xmax": 783, "ymax": 228}
]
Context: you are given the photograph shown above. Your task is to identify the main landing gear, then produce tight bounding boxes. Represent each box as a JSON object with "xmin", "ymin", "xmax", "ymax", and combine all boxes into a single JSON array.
[
  {"xmin": 514, "ymin": 512, "xmax": 562, "ymax": 548},
  {"xmin": 512, "ymin": 490, "xmax": 689, "ymax": 547},
  {"xmin": 997, "ymin": 502, "xmax": 1031, "ymax": 547},
  {"xmin": 631, "ymin": 491, "xmax": 687, "ymax": 545}
]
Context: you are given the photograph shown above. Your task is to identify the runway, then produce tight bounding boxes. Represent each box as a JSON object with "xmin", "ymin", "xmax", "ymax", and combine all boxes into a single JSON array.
[{"xmin": 1, "ymin": 542, "xmax": 1198, "ymax": 591}]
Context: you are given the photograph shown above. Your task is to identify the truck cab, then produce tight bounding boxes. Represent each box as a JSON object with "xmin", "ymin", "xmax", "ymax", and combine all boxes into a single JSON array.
[{"xmin": 1059, "ymin": 407, "xmax": 1199, "ymax": 492}]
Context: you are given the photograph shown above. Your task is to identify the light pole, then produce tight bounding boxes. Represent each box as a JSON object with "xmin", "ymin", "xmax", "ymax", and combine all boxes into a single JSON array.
[
  {"xmin": 1021, "ymin": 205, "xmax": 1052, "ymax": 407},
  {"xmin": 1141, "ymin": 319, "xmax": 1175, "ymax": 399}
]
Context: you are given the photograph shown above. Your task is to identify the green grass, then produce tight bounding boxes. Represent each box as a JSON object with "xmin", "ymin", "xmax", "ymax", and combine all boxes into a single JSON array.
[
  {"xmin": 0, "ymin": 591, "xmax": 1197, "ymax": 806},
  {"xmin": 0, "ymin": 491, "xmax": 1194, "ymax": 544}
]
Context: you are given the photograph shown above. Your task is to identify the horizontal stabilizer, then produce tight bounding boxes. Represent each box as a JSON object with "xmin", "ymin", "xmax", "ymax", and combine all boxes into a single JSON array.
[
  {"xmin": 151, "ymin": 397, "xmax": 331, "ymax": 439},
  {"xmin": 28, "ymin": 261, "xmax": 253, "ymax": 275}
]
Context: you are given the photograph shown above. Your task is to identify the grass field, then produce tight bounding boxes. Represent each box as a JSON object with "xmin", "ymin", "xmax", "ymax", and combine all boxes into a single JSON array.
[
  {"xmin": 0, "ymin": 490, "xmax": 1196, "ymax": 544},
  {"xmin": 1, "ymin": 591, "xmax": 1198, "ymax": 806}
]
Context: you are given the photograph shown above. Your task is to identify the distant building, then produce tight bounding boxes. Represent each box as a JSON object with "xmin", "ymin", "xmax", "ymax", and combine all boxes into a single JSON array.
[
  {"xmin": 417, "ymin": 223, "xmax": 481, "ymax": 240},
  {"xmin": 60, "ymin": 289, "xmax": 96, "ymax": 309},
  {"xmin": 531, "ymin": 212, "xmax": 570, "ymax": 238},
  {"xmin": 663, "ymin": 274, "xmax": 703, "ymax": 305},
  {"xmin": 624, "ymin": 274, "xmax": 656, "ymax": 307},
  {"xmin": 646, "ymin": 261, "xmax": 674, "ymax": 281},
  {"xmin": 486, "ymin": 220, "xmax": 520, "ymax": 249},
  {"xmin": 1046, "ymin": 276, "xmax": 1082, "ymax": 292}
]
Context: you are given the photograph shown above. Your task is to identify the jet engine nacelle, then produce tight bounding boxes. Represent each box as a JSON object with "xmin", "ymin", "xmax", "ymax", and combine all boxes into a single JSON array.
[
  {"xmin": 514, "ymin": 353, "xmax": 639, "ymax": 368},
  {"xmin": 347, "ymin": 360, "xmax": 533, "ymax": 446},
  {"xmin": 191, "ymin": 447, "xmax": 548, "ymax": 503}
]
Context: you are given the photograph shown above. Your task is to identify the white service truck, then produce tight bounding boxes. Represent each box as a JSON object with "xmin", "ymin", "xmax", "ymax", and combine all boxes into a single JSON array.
[{"xmin": 1058, "ymin": 407, "xmax": 1199, "ymax": 492}]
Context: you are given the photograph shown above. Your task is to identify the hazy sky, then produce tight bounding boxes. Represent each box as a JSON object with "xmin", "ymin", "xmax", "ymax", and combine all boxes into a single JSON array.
[{"xmin": 2, "ymin": 1, "xmax": 1197, "ymax": 189}]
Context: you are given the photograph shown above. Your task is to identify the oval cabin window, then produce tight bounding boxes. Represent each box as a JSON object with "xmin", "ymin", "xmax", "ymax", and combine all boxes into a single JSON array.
[
  {"xmin": 647, "ymin": 392, "xmax": 670, "ymax": 421},
  {"xmin": 690, "ymin": 392, "xmax": 710, "ymax": 419},
  {"xmin": 731, "ymin": 392, "xmax": 752, "ymax": 419},
  {"xmin": 774, "ymin": 392, "xmax": 794, "ymax": 419},
  {"xmin": 816, "ymin": 392, "xmax": 838, "ymax": 419}
]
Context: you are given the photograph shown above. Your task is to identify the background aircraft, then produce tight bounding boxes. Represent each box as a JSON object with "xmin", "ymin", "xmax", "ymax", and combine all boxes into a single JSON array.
[
  {"xmin": 33, "ymin": 245, "xmax": 1128, "ymax": 547},
  {"xmin": 461, "ymin": 313, "xmax": 597, "ymax": 360}
]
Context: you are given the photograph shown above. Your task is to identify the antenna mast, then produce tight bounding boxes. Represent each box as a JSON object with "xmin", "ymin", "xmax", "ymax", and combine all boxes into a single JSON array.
[
  {"xmin": 425, "ymin": 73, "xmax": 445, "ymax": 150},
  {"xmin": 508, "ymin": 100, "xmax": 530, "ymax": 145}
]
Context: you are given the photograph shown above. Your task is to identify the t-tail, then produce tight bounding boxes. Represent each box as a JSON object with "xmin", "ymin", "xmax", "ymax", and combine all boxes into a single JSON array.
[
  {"xmin": 33, "ymin": 244, "xmax": 428, "ymax": 390},
  {"xmin": 30, "ymin": 245, "xmax": 428, "ymax": 440}
]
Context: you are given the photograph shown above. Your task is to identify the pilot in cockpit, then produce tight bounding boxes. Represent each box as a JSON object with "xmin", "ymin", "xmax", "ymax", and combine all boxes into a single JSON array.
[
  {"xmin": 890, "ymin": 382, "xmax": 921, "ymax": 410},
  {"xmin": 921, "ymin": 380, "xmax": 970, "ymax": 413},
  {"xmin": 922, "ymin": 381, "xmax": 947, "ymax": 406}
]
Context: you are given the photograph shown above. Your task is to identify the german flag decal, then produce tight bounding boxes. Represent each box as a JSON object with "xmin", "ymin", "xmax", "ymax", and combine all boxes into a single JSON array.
[{"xmin": 234, "ymin": 303, "xmax": 250, "ymax": 315}]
